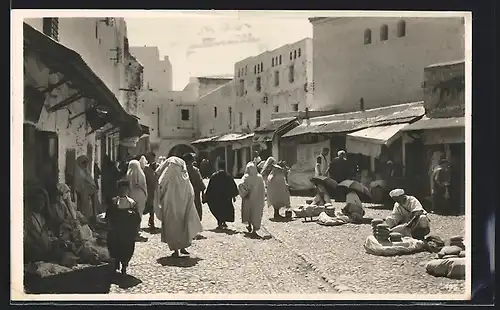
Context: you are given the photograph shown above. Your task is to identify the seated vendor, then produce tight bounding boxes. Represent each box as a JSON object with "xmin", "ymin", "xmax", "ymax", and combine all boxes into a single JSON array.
[
  {"xmin": 342, "ymin": 191, "xmax": 365, "ymax": 223},
  {"xmin": 386, "ymin": 189, "xmax": 431, "ymax": 240},
  {"xmin": 312, "ymin": 184, "xmax": 331, "ymax": 206}
]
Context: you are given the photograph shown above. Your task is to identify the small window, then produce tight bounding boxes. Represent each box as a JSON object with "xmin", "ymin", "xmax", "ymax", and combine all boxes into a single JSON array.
[
  {"xmin": 43, "ymin": 18, "xmax": 59, "ymax": 41},
  {"xmin": 239, "ymin": 112, "xmax": 243, "ymax": 126},
  {"xmin": 380, "ymin": 24, "xmax": 388, "ymax": 41},
  {"xmin": 261, "ymin": 62, "xmax": 263, "ymax": 71},
  {"xmin": 279, "ymin": 55, "xmax": 282, "ymax": 65},
  {"xmin": 289, "ymin": 52, "xmax": 293, "ymax": 60},
  {"xmin": 256, "ymin": 109, "xmax": 261, "ymax": 128},
  {"xmin": 364, "ymin": 29, "xmax": 372, "ymax": 45},
  {"xmin": 274, "ymin": 105, "xmax": 279, "ymax": 113},
  {"xmin": 181, "ymin": 109, "xmax": 190, "ymax": 121},
  {"xmin": 298, "ymin": 48, "xmax": 301, "ymax": 57},
  {"xmin": 214, "ymin": 106, "xmax": 218, "ymax": 118},
  {"xmin": 272, "ymin": 58, "xmax": 275, "ymax": 67},
  {"xmin": 292, "ymin": 103, "xmax": 299, "ymax": 111},
  {"xmin": 274, "ymin": 70, "xmax": 280, "ymax": 86},
  {"xmin": 254, "ymin": 65, "xmax": 257, "ymax": 74},
  {"xmin": 228, "ymin": 107, "xmax": 233, "ymax": 127},
  {"xmin": 294, "ymin": 50, "xmax": 297, "ymax": 59},
  {"xmin": 239, "ymin": 79, "xmax": 245, "ymax": 96},
  {"xmin": 397, "ymin": 20, "xmax": 406, "ymax": 37},
  {"xmin": 256, "ymin": 77, "xmax": 261, "ymax": 92},
  {"xmin": 289, "ymin": 65, "xmax": 295, "ymax": 83},
  {"xmin": 237, "ymin": 70, "xmax": 240, "ymax": 78},
  {"xmin": 245, "ymin": 65, "xmax": 248, "ymax": 75}
]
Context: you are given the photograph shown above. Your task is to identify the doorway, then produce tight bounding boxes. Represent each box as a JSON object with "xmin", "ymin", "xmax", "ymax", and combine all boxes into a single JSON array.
[{"xmin": 450, "ymin": 143, "xmax": 465, "ymax": 214}]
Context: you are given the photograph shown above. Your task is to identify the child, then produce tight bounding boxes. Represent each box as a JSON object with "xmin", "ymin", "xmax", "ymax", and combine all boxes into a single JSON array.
[{"xmin": 106, "ymin": 179, "xmax": 141, "ymax": 274}]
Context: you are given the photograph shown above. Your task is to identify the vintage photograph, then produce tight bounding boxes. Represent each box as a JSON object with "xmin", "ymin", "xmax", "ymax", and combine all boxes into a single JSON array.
[{"xmin": 13, "ymin": 10, "xmax": 470, "ymax": 300}]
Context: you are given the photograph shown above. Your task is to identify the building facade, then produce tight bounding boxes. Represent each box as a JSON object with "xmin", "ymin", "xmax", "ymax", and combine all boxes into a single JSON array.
[
  {"xmin": 197, "ymin": 80, "xmax": 236, "ymax": 138},
  {"xmin": 309, "ymin": 17, "xmax": 465, "ymax": 112},
  {"xmin": 129, "ymin": 46, "xmax": 173, "ymax": 92},
  {"xmin": 233, "ymin": 38, "xmax": 313, "ymax": 132}
]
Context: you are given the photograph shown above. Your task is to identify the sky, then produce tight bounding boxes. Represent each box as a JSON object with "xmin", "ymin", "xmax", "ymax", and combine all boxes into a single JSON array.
[{"xmin": 125, "ymin": 11, "xmax": 313, "ymax": 90}]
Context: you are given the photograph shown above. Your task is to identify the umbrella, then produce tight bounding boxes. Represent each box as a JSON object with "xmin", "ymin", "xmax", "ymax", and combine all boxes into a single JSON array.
[
  {"xmin": 310, "ymin": 176, "xmax": 338, "ymax": 197},
  {"xmin": 338, "ymin": 179, "xmax": 372, "ymax": 202}
]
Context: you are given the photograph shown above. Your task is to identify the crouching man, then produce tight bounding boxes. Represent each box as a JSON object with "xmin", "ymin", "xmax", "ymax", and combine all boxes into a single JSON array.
[{"xmin": 386, "ymin": 189, "xmax": 431, "ymax": 240}]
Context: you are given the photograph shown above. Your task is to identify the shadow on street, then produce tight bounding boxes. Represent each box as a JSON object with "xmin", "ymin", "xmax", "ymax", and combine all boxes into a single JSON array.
[
  {"xmin": 142, "ymin": 227, "xmax": 162, "ymax": 234},
  {"xmin": 207, "ymin": 228, "xmax": 242, "ymax": 235},
  {"xmin": 156, "ymin": 256, "xmax": 203, "ymax": 268},
  {"xmin": 111, "ymin": 273, "xmax": 143, "ymax": 289},
  {"xmin": 243, "ymin": 232, "xmax": 272, "ymax": 240},
  {"xmin": 268, "ymin": 217, "xmax": 295, "ymax": 223}
]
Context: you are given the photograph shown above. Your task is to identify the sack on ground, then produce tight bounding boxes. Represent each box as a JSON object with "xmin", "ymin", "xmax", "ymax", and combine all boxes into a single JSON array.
[
  {"xmin": 437, "ymin": 245, "xmax": 462, "ymax": 258},
  {"xmin": 426, "ymin": 257, "xmax": 466, "ymax": 279},
  {"xmin": 317, "ymin": 212, "xmax": 347, "ymax": 226},
  {"xmin": 364, "ymin": 235, "xmax": 426, "ymax": 256}
]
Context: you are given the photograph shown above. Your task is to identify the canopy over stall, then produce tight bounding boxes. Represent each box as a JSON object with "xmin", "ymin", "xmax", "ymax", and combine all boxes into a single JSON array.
[{"xmin": 346, "ymin": 123, "xmax": 409, "ymax": 157}]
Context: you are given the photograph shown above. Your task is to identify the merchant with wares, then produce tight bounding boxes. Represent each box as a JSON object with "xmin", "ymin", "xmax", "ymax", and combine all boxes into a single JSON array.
[{"xmin": 386, "ymin": 189, "xmax": 431, "ymax": 240}]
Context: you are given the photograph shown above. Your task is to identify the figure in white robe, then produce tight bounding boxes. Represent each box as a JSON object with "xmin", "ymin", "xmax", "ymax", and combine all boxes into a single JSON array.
[
  {"xmin": 386, "ymin": 189, "xmax": 431, "ymax": 240},
  {"xmin": 238, "ymin": 162, "xmax": 266, "ymax": 236},
  {"xmin": 266, "ymin": 164, "xmax": 291, "ymax": 219},
  {"xmin": 154, "ymin": 156, "xmax": 203, "ymax": 257}
]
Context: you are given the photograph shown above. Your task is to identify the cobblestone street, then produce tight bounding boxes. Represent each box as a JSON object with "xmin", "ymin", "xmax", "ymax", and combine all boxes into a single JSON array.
[{"xmin": 109, "ymin": 193, "xmax": 335, "ymax": 294}]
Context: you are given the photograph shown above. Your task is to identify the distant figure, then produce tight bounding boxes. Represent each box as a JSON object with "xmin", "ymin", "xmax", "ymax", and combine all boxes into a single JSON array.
[
  {"xmin": 205, "ymin": 160, "xmax": 239, "ymax": 229},
  {"xmin": 106, "ymin": 179, "xmax": 141, "ymax": 274},
  {"xmin": 386, "ymin": 189, "xmax": 431, "ymax": 240},
  {"xmin": 252, "ymin": 151, "xmax": 262, "ymax": 167},
  {"xmin": 260, "ymin": 157, "xmax": 277, "ymax": 187},
  {"xmin": 126, "ymin": 160, "xmax": 148, "ymax": 242},
  {"xmin": 315, "ymin": 148, "xmax": 330, "ymax": 177},
  {"xmin": 74, "ymin": 155, "xmax": 98, "ymax": 220},
  {"xmin": 341, "ymin": 191, "xmax": 365, "ymax": 223},
  {"xmin": 140, "ymin": 156, "xmax": 158, "ymax": 229},
  {"xmin": 238, "ymin": 162, "xmax": 266, "ymax": 237},
  {"xmin": 200, "ymin": 158, "xmax": 211, "ymax": 178},
  {"xmin": 154, "ymin": 157, "xmax": 203, "ymax": 257},
  {"xmin": 146, "ymin": 152, "xmax": 159, "ymax": 172},
  {"xmin": 266, "ymin": 163, "xmax": 291, "ymax": 219},
  {"xmin": 183, "ymin": 153, "xmax": 206, "ymax": 221},
  {"xmin": 328, "ymin": 150, "xmax": 350, "ymax": 182},
  {"xmin": 431, "ymin": 158, "xmax": 452, "ymax": 214}
]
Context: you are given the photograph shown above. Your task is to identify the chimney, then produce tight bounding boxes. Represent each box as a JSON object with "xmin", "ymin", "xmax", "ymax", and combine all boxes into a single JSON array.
[{"xmin": 360, "ymin": 97, "xmax": 365, "ymax": 111}]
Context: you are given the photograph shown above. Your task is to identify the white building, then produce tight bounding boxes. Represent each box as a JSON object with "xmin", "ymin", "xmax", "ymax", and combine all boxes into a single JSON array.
[
  {"xmin": 309, "ymin": 17, "xmax": 465, "ymax": 112},
  {"xmin": 233, "ymin": 37, "xmax": 313, "ymax": 132},
  {"xmin": 129, "ymin": 46, "xmax": 173, "ymax": 92}
]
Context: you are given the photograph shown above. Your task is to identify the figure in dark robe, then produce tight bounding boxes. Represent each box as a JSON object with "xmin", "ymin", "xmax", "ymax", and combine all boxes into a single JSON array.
[
  {"xmin": 183, "ymin": 153, "xmax": 206, "ymax": 221},
  {"xmin": 105, "ymin": 179, "xmax": 141, "ymax": 274},
  {"xmin": 205, "ymin": 161, "xmax": 239, "ymax": 229}
]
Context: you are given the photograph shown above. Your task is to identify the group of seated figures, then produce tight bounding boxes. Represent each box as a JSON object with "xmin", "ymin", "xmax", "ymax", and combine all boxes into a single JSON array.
[{"xmin": 23, "ymin": 181, "xmax": 110, "ymax": 268}]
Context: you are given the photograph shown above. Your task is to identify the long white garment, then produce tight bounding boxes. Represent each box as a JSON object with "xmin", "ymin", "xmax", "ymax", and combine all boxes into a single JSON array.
[
  {"xmin": 154, "ymin": 157, "xmax": 203, "ymax": 250},
  {"xmin": 238, "ymin": 162, "xmax": 266, "ymax": 231},
  {"xmin": 314, "ymin": 154, "xmax": 328, "ymax": 177},
  {"xmin": 126, "ymin": 160, "xmax": 148, "ymax": 215},
  {"xmin": 386, "ymin": 195, "xmax": 427, "ymax": 228}
]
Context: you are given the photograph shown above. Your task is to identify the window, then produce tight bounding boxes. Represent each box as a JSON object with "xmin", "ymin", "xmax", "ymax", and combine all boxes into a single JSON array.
[
  {"xmin": 258, "ymin": 64, "xmax": 261, "ymax": 73},
  {"xmin": 274, "ymin": 70, "xmax": 280, "ymax": 86},
  {"xmin": 181, "ymin": 109, "xmax": 190, "ymax": 121},
  {"xmin": 256, "ymin": 109, "xmax": 261, "ymax": 128},
  {"xmin": 261, "ymin": 62, "xmax": 263, "ymax": 71},
  {"xmin": 214, "ymin": 106, "xmax": 218, "ymax": 118},
  {"xmin": 274, "ymin": 105, "xmax": 279, "ymax": 113},
  {"xmin": 272, "ymin": 58, "xmax": 275, "ymax": 67},
  {"xmin": 294, "ymin": 50, "xmax": 297, "ymax": 59},
  {"xmin": 380, "ymin": 24, "xmax": 389, "ymax": 41},
  {"xmin": 279, "ymin": 55, "xmax": 282, "ymax": 65},
  {"xmin": 298, "ymin": 48, "xmax": 301, "ymax": 57},
  {"xmin": 364, "ymin": 29, "xmax": 372, "ymax": 45},
  {"xmin": 245, "ymin": 65, "xmax": 248, "ymax": 75},
  {"xmin": 239, "ymin": 112, "xmax": 243, "ymax": 126},
  {"xmin": 43, "ymin": 18, "xmax": 59, "ymax": 41},
  {"xmin": 254, "ymin": 65, "xmax": 257, "ymax": 74},
  {"xmin": 397, "ymin": 20, "xmax": 406, "ymax": 37},
  {"xmin": 256, "ymin": 76, "xmax": 261, "ymax": 92},
  {"xmin": 228, "ymin": 107, "xmax": 233, "ymax": 127},
  {"xmin": 292, "ymin": 103, "xmax": 299, "ymax": 111},
  {"xmin": 289, "ymin": 52, "xmax": 293, "ymax": 60},
  {"xmin": 239, "ymin": 79, "xmax": 245, "ymax": 96},
  {"xmin": 238, "ymin": 69, "xmax": 240, "ymax": 78},
  {"xmin": 289, "ymin": 65, "xmax": 295, "ymax": 83}
]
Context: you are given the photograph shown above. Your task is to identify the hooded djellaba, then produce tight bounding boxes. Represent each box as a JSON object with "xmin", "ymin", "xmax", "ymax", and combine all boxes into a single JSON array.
[
  {"xmin": 205, "ymin": 160, "xmax": 239, "ymax": 230},
  {"xmin": 154, "ymin": 156, "xmax": 203, "ymax": 257}
]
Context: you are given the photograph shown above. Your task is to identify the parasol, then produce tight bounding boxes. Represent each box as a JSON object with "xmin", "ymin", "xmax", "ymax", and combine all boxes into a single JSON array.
[
  {"xmin": 310, "ymin": 176, "xmax": 338, "ymax": 197},
  {"xmin": 338, "ymin": 179, "xmax": 372, "ymax": 202}
]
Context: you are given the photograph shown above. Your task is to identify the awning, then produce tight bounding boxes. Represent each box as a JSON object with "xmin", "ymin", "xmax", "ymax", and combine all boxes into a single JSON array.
[
  {"xmin": 253, "ymin": 133, "xmax": 273, "ymax": 143},
  {"xmin": 346, "ymin": 123, "xmax": 408, "ymax": 157},
  {"xmin": 400, "ymin": 116, "xmax": 465, "ymax": 131},
  {"xmin": 191, "ymin": 135, "xmax": 221, "ymax": 145},
  {"xmin": 217, "ymin": 133, "xmax": 254, "ymax": 142},
  {"xmin": 282, "ymin": 102, "xmax": 425, "ymax": 138},
  {"xmin": 254, "ymin": 117, "xmax": 296, "ymax": 133},
  {"xmin": 23, "ymin": 23, "xmax": 142, "ymax": 136}
]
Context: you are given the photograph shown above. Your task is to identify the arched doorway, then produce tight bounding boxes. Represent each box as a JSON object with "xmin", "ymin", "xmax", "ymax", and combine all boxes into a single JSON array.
[{"xmin": 168, "ymin": 144, "xmax": 196, "ymax": 158}]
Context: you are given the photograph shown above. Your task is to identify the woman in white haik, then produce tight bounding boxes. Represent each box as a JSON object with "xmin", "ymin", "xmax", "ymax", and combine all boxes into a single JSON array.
[{"xmin": 154, "ymin": 156, "xmax": 203, "ymax": 257}]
